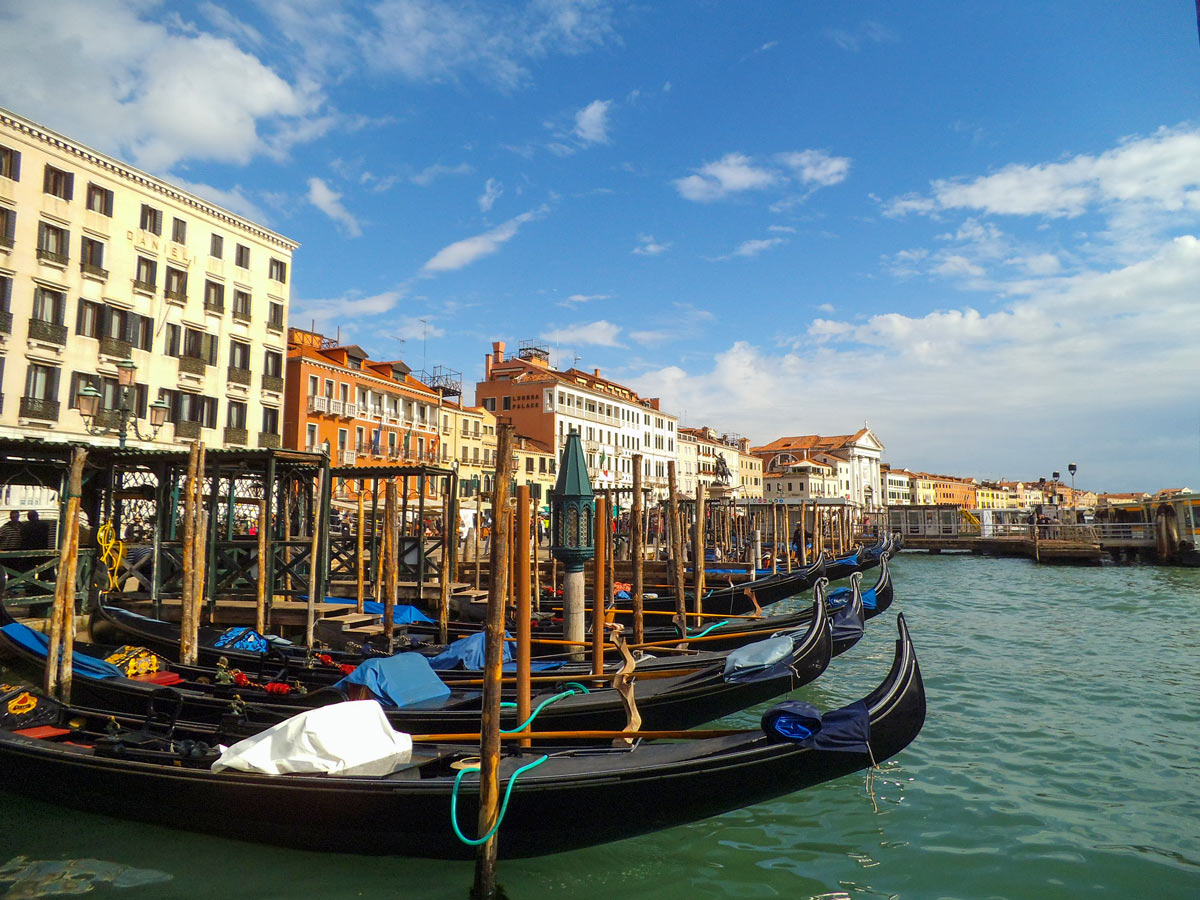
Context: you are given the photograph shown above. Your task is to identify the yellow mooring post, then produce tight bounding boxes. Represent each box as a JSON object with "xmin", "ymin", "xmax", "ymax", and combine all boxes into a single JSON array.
[{"xmin": 515, "ymin": 485, "xmax": 532, "ymax": 748}]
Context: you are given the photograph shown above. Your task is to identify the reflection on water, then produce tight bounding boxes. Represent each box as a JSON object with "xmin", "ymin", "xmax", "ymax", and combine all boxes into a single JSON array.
[
  {"xmin": 0, "ymin": 855, "xmax": 171, "ymax": 899},
  {"xmin": 1, "ymin": 555, "xmax": 1199, "ymax": 899}
]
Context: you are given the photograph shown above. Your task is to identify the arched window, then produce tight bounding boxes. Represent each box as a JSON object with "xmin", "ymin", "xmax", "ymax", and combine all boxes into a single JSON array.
[
  {"xmin": 566, "ymin": 506, "xmax": 579, "ymax": 548},
  {"xmin": 582, "ymin": 506, "xmax": 592, "ymax": 547}
]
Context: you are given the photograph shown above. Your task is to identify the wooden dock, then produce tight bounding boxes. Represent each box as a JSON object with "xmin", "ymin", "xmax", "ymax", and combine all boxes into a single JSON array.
[{"xmin": 898, "ymin": 523, "xmax": 1154, "ymax": 565}]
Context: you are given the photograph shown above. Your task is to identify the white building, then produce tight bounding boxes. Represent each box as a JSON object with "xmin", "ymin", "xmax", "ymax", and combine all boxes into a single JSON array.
[
  {"xmin": 0, "ymin": 106, "xmax": 296, "ymax": 451},
  {"xmin": 751, "ymin": 427, "xmax": 886, "ymax": 514}
]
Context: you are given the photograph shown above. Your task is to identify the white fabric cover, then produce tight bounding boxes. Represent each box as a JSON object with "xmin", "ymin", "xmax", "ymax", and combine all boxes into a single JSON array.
[{"xmin": 211, "ymin": 700, "xmax": 413, "ymax": 777}]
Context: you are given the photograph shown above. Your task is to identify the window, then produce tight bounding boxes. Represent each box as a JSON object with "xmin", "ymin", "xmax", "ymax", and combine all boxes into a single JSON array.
[
  {"xmin": 165, "ymin": 391, "xmax": 217, "ymax": 428},
  {"xmin": 232, "ymin": 289, "xmax": 251, "ymax": 319},
  {"xmin": 37, "ymin": 222, "xmax": 68, "ymax": 263},
  {"xmin": 267, "ymin": 301, "xmax": 284, "ymax": 329},
  {"xmin": 174, "ymin": 327, "xmax": 217, "ymax": 364},
  {"xmin": 76, "ymin": 300, "xmax": 104, "ymax": 337},
  {"xmin": 210, "ymin": 233, "xmax": 223, "ymax": 259},
  {"xmin": 227, "ymin": 400, "xmax": 247, "ymax": 429},
  {"xmin": 0, "ymin": 145, "xmax": 19, "ymax": 181},
  {"xmin": 306, "ymin": 423, "xmax": 318, "ymax": 452},
  {"xmin": 32, "ymin": 287, "xmax": 65, "ymax": 324},
  {"xmin": 130, "ymin": 313, "xmax": 152, "ymax": 351},
  {"xmin": 85, "ymin": 183, "xmax": 113, "ymax": 216},
  {"xmin": 307, "ymin": 375, "xmax": 318, "ymax": 396},
  {"xmin": 171, "ymin": 218, "xmax": 187, "ymax": 243},
  {"xmin": 68, "ymin": 373, "xmax": 146, "ymax": 417},
  {"xmin": 43, "ymin": 166, "xmax": 73, "ymax": 200},
  {"xmin": 262, "ymin": 406, "xmax": 279, "ymax": 435},
  {"xmin": 525, "ymin": 457, "xmax": 534, "ymax": 474},
  {"xmin": 229, "ymin": 340, "xmax": 251, "ymax": 370},
  {"xmin": 482, "ymin": 397, "xmax": 496, "ymax": 412},
  {"xmin": 264, "ymin": 349, "xmax": 282, "ymax": 378},
  {"xmin": 204, "ymin": 280, "xmax": 224, "ymax": 312},
  {"xmin": 0, "ymin": 274, "xmax": 10, "ymax": 313},
  {"xmin": 25, "ymin": 363, "xmax": 60, "ymax": 401},
  {"xmin": 0, "ymin": 206, "xmax": 13, "ymax": 248},
  {"xmin": 164, "ymin": 267, "xmax": 187, "ymax": 299},
  {"xmin": 235, "ymin": 244, "xmax": 250, "ymax": 268},
  {"xmin": 269, "ymin": 258, "xmax": 287, "ymax": 282},
  {"xmin": 502, "ymin": 396, "xmax": 511, "ymax": 410},
  {"xmin": 80, "ymin": 236, "xmax": 105, "ymax": 274},
  {"xmin": 135, "ymin": 256, "xmax": 156, "ymax": 290},
  {"xmin": 139, "ymin": 204, "xmax": 163, "ymax": 235}
]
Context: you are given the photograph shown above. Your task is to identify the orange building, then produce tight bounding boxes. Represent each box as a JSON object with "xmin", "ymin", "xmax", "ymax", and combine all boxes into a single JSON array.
[{"xmin": 282, "ymin": 328, "xmax": 442, "ymax": 473}]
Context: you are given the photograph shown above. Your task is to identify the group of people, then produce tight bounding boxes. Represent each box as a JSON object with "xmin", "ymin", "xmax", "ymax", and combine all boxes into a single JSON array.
[{"xmin": 0, "ymin": 510, "xmax": 51, "ymax": 553}]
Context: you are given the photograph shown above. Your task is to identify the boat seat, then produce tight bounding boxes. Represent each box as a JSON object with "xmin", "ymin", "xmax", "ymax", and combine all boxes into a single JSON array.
[
  {"xmin": 14, "ymin": 725, "xmax": 72, "ymax": 740},
  {"xmin": 128, "ymin": 671, "xmax": 185, "ymax": 686}
]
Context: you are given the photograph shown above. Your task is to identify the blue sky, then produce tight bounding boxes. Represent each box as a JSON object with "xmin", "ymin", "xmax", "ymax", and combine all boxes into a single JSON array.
[{"xmin": 2, "ymin": 1, "xmax": 1199, "ymax": 491}]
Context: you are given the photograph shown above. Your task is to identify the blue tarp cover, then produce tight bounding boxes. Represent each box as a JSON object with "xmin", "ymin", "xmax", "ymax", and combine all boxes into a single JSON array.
[
  {"xmin": 828, "ymin": 586, "xmax": 877, "ymax": 611},
  {"xmin": 214, "ymin": 627, "xmax": 269, "ymax": 653},
  {"xmin": 722, "ymin": 635, "xmax": 794, "ymax": 682},
  {"xmin": 830, "ymin": 599, "xmax": 865, "ymax": 644},
  {"xmin": 334, "ymin": 653, "xmax": 450, "ymax": 708},
  {"xmin": 429, "ymin": 631, "xmax": 512, "ymax": 670},
  {"xmin": 322, "ymin": 596, "xmax": 434, "ymax": 625},
  {"xmin": 1, "ymin": 623, "xmax": 123, "ymax": 680},
  {"xmin": 761, "ymin": 699, "xmax": 871, "ymax": 752}
]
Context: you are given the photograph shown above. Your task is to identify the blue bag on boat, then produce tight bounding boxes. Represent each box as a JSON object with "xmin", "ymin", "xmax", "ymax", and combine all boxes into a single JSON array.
[{"xmin": 761, "ymin": 699, "xmax": 870, "ymax": 752}]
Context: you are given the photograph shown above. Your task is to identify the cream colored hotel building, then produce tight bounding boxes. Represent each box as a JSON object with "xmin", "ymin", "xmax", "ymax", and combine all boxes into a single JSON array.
[{"xmin": 0, "ymin": 106, "xmax": 297, "ymax": 450}]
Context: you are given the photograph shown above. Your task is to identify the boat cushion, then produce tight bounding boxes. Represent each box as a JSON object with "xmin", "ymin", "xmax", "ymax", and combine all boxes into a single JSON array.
[
  {"xmin": 334, "ymin": 653, "xmax": 451, "ymax": 708},
  {"xmin": 761, "ymin": 699, "xmax": 870, "ymax": 752},
  {"xmin": 0, "ymin": 623, "xmax": 123, "ymax": 679},
  {"xmin": 13, "ymin": 725, "xmax": 72, "ymax": 739},
  {"xmin": 128, "ymin": 671, "xmax": 185, "ymax": 686},
  {"xmin": 211, "ymin": 699, "xmax": 413, "ymax": 776},
  {"xmin": 213, "ymin": 627, "xmax": 270, "ymax": 653}
]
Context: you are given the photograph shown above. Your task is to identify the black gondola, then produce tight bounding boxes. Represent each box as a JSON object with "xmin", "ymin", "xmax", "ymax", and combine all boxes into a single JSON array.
[
  {"xmin": 0, "ymin": 597, "xmax": 834, "ymax": 736},
  {"xmin": 0, "ymin": 615, "xmax": 924, "ymax": 859}
]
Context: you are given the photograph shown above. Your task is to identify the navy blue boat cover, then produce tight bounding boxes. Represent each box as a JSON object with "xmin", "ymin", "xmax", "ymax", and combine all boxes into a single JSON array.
[
  {"xmin": 428, "ymin": 631, "xmax": 511, "ymax": 670},
  {"xmin": 828, "ymin": 585, "xmax": 877, "ymax": 610},
  {"xmin": 760, "ymin": 699, "xmax": 871, "ymax": 752},
  {"xmin": 1, "ymin": 623, "xmax": 123, "ymax": 679},
  {"xmin": 830, "ymin": 601, "xmax": 865, "ymax": 644},
  {"xmin": 334, "ymin": 653, "xmax": 451, "ymax": 707}
]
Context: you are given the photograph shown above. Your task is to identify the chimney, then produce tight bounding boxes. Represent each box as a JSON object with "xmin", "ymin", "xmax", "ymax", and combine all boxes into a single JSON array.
[
  {"xmin": 493, "ymin": 341, "xmax": 506, "ymax": 364},
  {"xmin": 593, "ymin": 367, "xmax": 601, "ymax": 378},
  {"xmin": 485, "ymin": 353, "xmax": 493, "ymax": 380}
]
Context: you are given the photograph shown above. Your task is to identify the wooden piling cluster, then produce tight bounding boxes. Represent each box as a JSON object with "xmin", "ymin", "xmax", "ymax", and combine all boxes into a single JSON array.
[
  {"xmin": 179, "ymin": 441, "xmax": 207, "ymax": 667},
  {"xmin": 44, "ymin": 447, "xmax": 85, "ymax": 702}
]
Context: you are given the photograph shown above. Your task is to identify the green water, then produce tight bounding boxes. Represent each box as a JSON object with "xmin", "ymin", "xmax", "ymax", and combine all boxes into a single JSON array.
[{"xmin": 1, "ymin": 554, "xmax": 1198, "ymax": 899}]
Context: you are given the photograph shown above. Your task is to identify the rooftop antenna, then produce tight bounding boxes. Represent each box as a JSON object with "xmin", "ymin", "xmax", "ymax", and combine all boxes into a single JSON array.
[
  {"xmin": 573, "ymin": 354, "xmax": 581, "ymax": 369},
  {"xmin": 419, "ymin": 318, "xmax": 429, "ymax": 372}
]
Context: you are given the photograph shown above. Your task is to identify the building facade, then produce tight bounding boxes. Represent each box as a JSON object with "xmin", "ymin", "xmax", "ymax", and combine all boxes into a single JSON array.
[
  {"xmin": 474, "ymin": 341, "xmax": 678, "ymax": 499},
  {"xmin": 751, "ymin": 428, "xmax": 885, "ymax": 513},
  {"xmin": 282, "ymin": 328, "xmax": 441, "ymax": 480},
  {"xmin": 0, "ymin": 107, "xmax": 296, "ymax": 450}
]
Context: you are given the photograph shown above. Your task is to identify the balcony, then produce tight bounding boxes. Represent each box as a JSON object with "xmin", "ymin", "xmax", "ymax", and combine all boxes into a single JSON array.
[
  {"xmin": 204, "ymin": 299, "xmax": 224, "ymax": 315},
  {"xmin": 329, "ymin": 399, "xmax": 344, "ymax": 416},
  {"xmin": 267, "ymin": 315, "xmax": 284, "ymax": 332},
  {"xmin": 342, "ymin": 402, "xmax": 358, "ymax": 418},
  {"xmin": 307, "ymin": 395, "xmax": 330, "ymax": 414},
  {"xmin": 258, "ymin": 433, "xmax": 281, "ymax": 449},
  {"xmin": 175, "ymin": 420, "xmax": 201, "ymax": 440},
  {"xmin": 232, "ymin": 308, "xmax": 251, "ymax": 324},
  {"xmin": 36, "ymin": 248, "xmax": 67, "ymax": 267},
  {"xmin": 0, "ymin": 234, "xmax": 11, "ymax": 251},
  {"xmin": 81, "ymin": 262, "xmax": 108, "ymax": 280},
  {"xmin": 133, "ymin": 279, "xmax": 155, "ymax": 294},
  {"xmin": 94, "ymin": 409, "xmax": 123, "ymax": 429},
  {"xmin": 0, "ymin": 311, "xmax": 11, "ymax": 335},
  {"xmin": 223, "ymin": 426, "xmax": 248, "ymax": 446},
  {"xmin": 178, "ymin": 355, "xmax": 207, "ymax": 376},
  {"xmin": 19, "ymin": 396, "xmax": 60, "ymax": 421},
  {"xmin": 28, "ymin": 318, "xmax": 67, "ymax": 346},
  {"xmin": 262, "ymin": 374, "xmax": 284, "ymax": 393},
  {"xmin": 99, "ymin": 335, "xmax": 132, "ymax": 359},
  {"xmin": 338, "ymin": 449, "xmax": 356, "ymax": 465},
  {"xmin": 165, "ymin": 289, "xmax": 187, "ymax": 305},
  {"xmin": 227, "ymin": 366, "xmax": 251, "ymax": 386}
]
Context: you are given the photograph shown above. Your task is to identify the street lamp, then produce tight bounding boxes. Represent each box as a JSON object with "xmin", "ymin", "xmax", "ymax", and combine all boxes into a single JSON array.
[
  {"xmin": 1068, "ymin": 463, "xmax": 1077, "ymax": 520},
  {"xmin": 75, "ymin": 359, "xmax": 169, "ymax": 448}
]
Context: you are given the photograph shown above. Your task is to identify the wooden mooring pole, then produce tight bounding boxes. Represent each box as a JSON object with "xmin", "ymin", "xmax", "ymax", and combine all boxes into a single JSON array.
[
  {"xmin": 355, "ymin": 486, "xmax": 365, "ymax": 614},
  {"xmin": 45, "ymin": 447, "xmax": 85, "ymax": 701},
  {"xmin": 693, "ymin": 483, "xmax": 706, "ymax": 629},
  {"xmin": 667, "ymin": 462, "xmax": 686, "ymax": 631},
  {"xmin": 631, "ymin": 454, "xmax": 644, "ymax": 645},
  {"xmin": 472, "ymin": 424, "xmax": 514, "ymax": 900},
  {"xmin": 515, "ymin": 485, "xmax": 532, "ymax": 748},
  {"xmin": 592, "ymin": 494, "xmax": 608, "ymax": 677},
  {"xmin": 256, "ymin": 498, "xmax": 268, "ymax": 635}
]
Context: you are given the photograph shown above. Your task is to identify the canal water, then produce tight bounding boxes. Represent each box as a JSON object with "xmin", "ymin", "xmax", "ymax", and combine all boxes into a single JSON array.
[{"xmin": 1, "ymin": 554, "xmax": 1197, "ymax": 899}]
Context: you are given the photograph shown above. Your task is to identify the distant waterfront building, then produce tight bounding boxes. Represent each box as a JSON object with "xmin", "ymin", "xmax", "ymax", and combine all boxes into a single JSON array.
[
  {"xmin": 974, "ymin": 482, "xmax": 1014, "ymax": 510},
  {"xmin": 751, "ymin": 428, "xmax": 885, "ymax": 513},
  {"xmin": 282, "ymin": 328, "xmax": 442, "ymax": 498},
  {"xmin": 439, "ymin": 399, "xmax": 497, "ymax": 501},
  {"xmin": 0, "ymin": 106, "xmax": 296, "ymax": 450},
  {"xmin": 882, "ymin": 465, "xmax": 914, "ymax": 506},
  {"xmin": 474, "ymin": 340, "xmax": 678, "ymax": 500},
  {"xmin": 762, "ymin": 457, "xmax": 837, "ymax": 501}
]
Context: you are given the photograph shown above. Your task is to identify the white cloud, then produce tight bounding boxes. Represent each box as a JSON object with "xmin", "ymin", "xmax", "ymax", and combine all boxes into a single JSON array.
[
  {"xmin": 1008, "ymin": 253, "xmax": 1062, "ymax": 276},
  {"xmin": 574, "ymin": 99, "xmax": 612, "ymax": 144},
  {"xmin": 817, "ymin": 302, "xmax": 835, "ymax": 313},
  {"xmin": 633, "ymin": 234, "xmax": 671, "ymax": 256},
  {"xmin": 542, "ymin": 320, "xmax": 624, "ymax": 347},
  {"xmin": 291, "ymin": 288, "xmax": 407, "ymax": 332},
  {"xmin": 769, "ymin": 225, "xmax": 797, "ymax": 234},
  {"xmin": 825, "ymin": 20, "xmax": 896, "ymax": 52},
  {"xmin": 478, "ymin": 178, "xmax": 503, "ymax": 212},
  {"xmin": 421, "ymin": 205, "xmax": 547, "ymax": 273},
  {"xmin": 411, "ymin": 162, "xmax": 473, "ymax": 186},
  {"xmin": 631, "ymin": 235, "xmax": 1200, "ymax": 488},
  {"xmin": 307, "ymin": 177, "xmax": 362, "ymax": 237},
  {"xmin": 776, "ymin": 150, "xmax": 851, "ymax": 187},
  {"xmin": 164, "ymin": 175, "xmax": 269, "ymax": 225},
  {"xmin": 674, "ymin": 153, "xmax": 778, "ymax": 202},
  {"xmin": 558, "ymin": 293, "xmax": 612, "ymax": 308},
  {"xmin": 0, "ymin": 1, "xmax": 326, "ymax": 172},
  {"xmin": 726, "ymin": 237, "xmax": 786, "ymax": 259}
]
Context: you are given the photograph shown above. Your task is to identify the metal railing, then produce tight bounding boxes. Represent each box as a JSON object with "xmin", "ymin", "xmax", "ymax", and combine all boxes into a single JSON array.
[
  {"xmin": 99, "ymin": 335, "xmax": 132, "ymax": 358},
  {"xmin": 262, "ymin": 374, "xmax": 284, "ymax": 392},
  {"xmin": 223, "ymin": 425, "xmax": 248, "ymax": 445},
  {"xmin": 178, "ymin": 355, "xmax": 207, "ymax": 375},
  {"xmin": 28, "ymin": 318, "xmax": 67, "ymax": 345},
  {"xmin": 257, "ymin": 432, "xmax": 281, "ymax": 449},
  {"xmin": 19, "ymin": 396, "xmax": 59, "ymax": 421},
  {"xmin": 227, "ymin": 366, "xmax": 251, "ymax": 386}
]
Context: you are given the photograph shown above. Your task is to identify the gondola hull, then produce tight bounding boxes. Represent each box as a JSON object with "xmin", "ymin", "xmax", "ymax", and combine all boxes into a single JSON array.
[{"xmin": 0, "ymin": 617, "xmax": 924, "ymax": 859}]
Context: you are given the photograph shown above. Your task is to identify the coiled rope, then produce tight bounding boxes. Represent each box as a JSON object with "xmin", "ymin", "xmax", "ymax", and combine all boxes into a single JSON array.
[{"xmin": 96, "ymin": 520, "xmax": 125, "ymax": 593}]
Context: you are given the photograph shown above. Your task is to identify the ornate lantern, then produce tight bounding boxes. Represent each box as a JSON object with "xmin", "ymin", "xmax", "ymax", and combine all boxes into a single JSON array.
[{"xmin": 549, "ymin": 429, "xmax": 595, "ymax": 573}]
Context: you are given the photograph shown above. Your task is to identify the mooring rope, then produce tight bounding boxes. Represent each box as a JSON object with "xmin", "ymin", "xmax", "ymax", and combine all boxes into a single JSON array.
[{"xmin": 96, "ymin": 520, "xmax": 125, "ymax": 593}]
